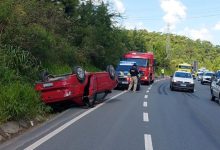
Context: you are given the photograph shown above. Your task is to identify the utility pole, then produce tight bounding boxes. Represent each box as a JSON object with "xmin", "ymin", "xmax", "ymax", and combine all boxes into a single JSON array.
[{"xmin": 165, "ymin": 24, "xmax": 171, "ymax": 60}]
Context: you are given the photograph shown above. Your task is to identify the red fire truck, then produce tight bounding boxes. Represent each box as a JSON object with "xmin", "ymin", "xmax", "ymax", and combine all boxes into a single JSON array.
[{"xmin": 122, "ymin": 51, "xmax": 156, "ymax": 84}]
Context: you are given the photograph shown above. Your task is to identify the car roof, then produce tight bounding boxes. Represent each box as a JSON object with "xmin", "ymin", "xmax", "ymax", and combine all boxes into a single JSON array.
[{"xmin": 175, "ymin": 71, "xmax": 191, "ymax": 73}]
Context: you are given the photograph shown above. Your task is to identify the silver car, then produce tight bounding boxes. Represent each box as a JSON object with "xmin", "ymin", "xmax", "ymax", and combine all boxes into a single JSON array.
[
  {"xmin": 170, "ymin": 71, "xmax": 194, "ymax": 93},
  {"xmin": 201, "ymin": 71, "xmax": 214, "ymax": 84},
  {"xmin": 210, "ymin": 78, "xmax": 220, "ymax": 103}
]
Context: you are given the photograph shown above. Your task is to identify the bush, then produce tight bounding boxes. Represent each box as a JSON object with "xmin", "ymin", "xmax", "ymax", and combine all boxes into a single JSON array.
[
  {"xmin": 0, "ymin": 82, "xmax": 50, "ymax": 122},
  {"xmin": 1, "ymin": 45, "xmax": 41, "ymax": 81}
]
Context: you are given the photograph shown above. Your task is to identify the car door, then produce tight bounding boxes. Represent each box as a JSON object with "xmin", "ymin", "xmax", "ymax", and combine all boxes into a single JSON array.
[
  {"xmin": 215, "ymin": 79, "xmax": 220, "ymax": 99},
  {"xmin": 211, "ymin": 79, "xmax": 217, "ymax": 97}
]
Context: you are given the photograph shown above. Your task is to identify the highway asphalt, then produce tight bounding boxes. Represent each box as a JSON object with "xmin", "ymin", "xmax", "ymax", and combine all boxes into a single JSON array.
[{"xmin": 1, "ymin": 78, "xmax": 220, "ymax": 150}]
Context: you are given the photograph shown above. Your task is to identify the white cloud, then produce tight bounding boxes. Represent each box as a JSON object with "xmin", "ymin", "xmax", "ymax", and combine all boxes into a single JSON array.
[
  {"xmin": 179, "ymin": 27, "xmax": 213, "ymax": 42},
  {"xmin": 112, "ymin": 0, "xmax": 125, "ymax": 13},
  {"xmin": 214, "ymin": 21, "xmax": 220, "ymax": 30},
  {"xmin": 90, "ymin": 0, "xmax": 125, "ymax": 13},
  {"xmin": 160, "ymin": 0, "xmax": 186, "ymax": 29}
]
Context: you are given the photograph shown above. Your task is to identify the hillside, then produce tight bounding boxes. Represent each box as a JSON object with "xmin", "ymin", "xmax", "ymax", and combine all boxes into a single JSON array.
[{"xmin": 0, "ymin": 0, "xmax": 220, "ymax": 122}]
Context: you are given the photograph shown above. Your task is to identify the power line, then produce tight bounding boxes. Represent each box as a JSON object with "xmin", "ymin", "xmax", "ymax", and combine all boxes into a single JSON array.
[{"xmin": 124, "ymin": 13, "xmax": 220, "ymax": 21}]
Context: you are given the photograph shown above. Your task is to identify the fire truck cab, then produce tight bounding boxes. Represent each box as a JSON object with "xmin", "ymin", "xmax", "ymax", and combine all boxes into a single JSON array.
[{"xmin": 122, "ymin": 51, "xmax": 155, "ymax": 85}]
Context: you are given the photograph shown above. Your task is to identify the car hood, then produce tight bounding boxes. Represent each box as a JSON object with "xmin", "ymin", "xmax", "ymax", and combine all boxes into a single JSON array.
[
  {"xmin": 117, "ymin": 71, "xmax": 129, "ymax": 77},
  {"xmin": 173, "ymin": 77, "xmax": 193, "ymax": 83}
]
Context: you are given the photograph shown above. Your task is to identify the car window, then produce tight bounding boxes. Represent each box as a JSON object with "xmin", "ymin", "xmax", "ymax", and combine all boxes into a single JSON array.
[
  {"xmin": 204, "ymin": 72, "xmax": 213, "ymax": 76},
  {"xmin": 216, "ymin": 71, "xmax": 220, "ymax": 78},
  {"xmin": 174, "ymin": 72, "xmax": 192, "ymax": 78}
]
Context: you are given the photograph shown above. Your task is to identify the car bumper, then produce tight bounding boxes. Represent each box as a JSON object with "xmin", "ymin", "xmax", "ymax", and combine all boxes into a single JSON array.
[
  {"xmin": 202, "ymin": 79, "xmax": 211, "ymax": 83},
  {"xmin": 171, "ymin": 82, "xmax": 194, "ymax": 90}
]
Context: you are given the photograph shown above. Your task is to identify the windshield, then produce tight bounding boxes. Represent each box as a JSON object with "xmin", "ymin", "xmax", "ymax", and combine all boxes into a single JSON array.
[
  {"xmin": 116, "ymin": 65, "xmax": 132, "ymax": 71},
  {"xmin": 216, "ymin": 71, "xmax": 220, "ymax": 78},
  {"xmin": 179, "ymin": 65, "xmax": 192, "ymax": 69},
  {"xmin": 204, "ymin": 72, "xmax": 213, "ymax": 76},
  {"xmin": 122, "ymin": 58, "xmax": 148, "ymax": 67},
  {"xmin": 174, "ymin": 72, "xmax": 192, "ymax": 78}
]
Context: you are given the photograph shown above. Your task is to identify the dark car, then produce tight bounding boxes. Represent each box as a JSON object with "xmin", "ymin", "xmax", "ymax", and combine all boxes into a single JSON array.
[{"xmin": 115, "ymin": 61, "xmax": 140, "ymax": 90}]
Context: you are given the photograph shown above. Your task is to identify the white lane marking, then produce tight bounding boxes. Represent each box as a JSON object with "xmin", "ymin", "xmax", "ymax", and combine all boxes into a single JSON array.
[
  {"xmin": 144, "ymin": 134, "xmax": 153, "ymax": 150},
  {"xmin": 143, "ymin": 102, "xmax": 148, "ymax": 107},
  {"xmin": 24, "ymin": 91, "xmax": 127, "ymax": 150},
  {"xmin": 144, "ymin": 95, "xmax": 148, "ymax": 99},
  {"xmin": 143, "ymin": 112, "xmax": 149, "ymax": 122},
  {"xmin": 146, "ymin": 90, "xmax": 149, "ymax": 93}
]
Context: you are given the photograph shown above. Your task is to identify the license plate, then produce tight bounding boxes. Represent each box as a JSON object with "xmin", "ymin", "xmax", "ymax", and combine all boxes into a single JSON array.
[
  {"xmin": 180, "ymin": 84, "xmax": 186, "ymax": 87},
  {"xmin": 122, "ymin": 81, "xmax": 128, "ymax": 84},
  {"xmin": 43, "ymin": 83, "xmax": 53, "ymax": 88}
]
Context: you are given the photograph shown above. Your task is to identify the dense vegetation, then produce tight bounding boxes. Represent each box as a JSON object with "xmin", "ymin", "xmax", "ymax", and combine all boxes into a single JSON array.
[{"xmin": 0, "ymin": 0, "xmax": 220, "ymax": 122}]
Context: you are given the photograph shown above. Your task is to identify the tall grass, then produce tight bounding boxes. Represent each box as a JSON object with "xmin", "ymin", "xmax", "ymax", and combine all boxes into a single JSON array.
[{"xmin": 0, "ymin": 82, "xmax": 50, "ymax": 122}]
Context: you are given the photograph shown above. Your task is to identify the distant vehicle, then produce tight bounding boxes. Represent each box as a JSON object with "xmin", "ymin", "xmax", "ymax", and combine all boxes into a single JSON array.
[
  {"xmin": 177, "ymin": 63, "xmax": 193, "ymax": 73},
  {"xmin": 122, "ymin": 51, "xmax": 156, "ymax": 85},
  {"xmin": 35, "ymin": 65, "xmax": 118, "ymax": 108},
  {"xmin": 115, "ymin": 61, "xmax": 140, "ymax": 90},
  {"xmin": 197, "ymin": 72, "xmax": 204, "ymax": 81},
  {"xmin": 170, "ymin": 71, "xmax": 194, "ymax": 93},
  {"xmin": 210, "ymin": 78, "xmax": 220, "ymax": 103},
  {"xmin": 177, "ymin": 63, "xmax": 195, "ymax": 79},
  {"xmin": 201, "ymin": 71, "xmax": 214, "ymax": 84}
]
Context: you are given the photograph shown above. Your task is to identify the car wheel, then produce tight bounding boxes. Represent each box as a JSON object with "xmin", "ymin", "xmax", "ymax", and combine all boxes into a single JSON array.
[
  {"xmin": 190, "ymin": 89, "xmax": 194, "ymax": 93},
  {"xmin": 211, "ymin": 90, "xmax": 215, "ymax": 101},
  {"xmin": 73, "ymin": 66, "xmax": 86, "ymax": 83},
  {"xmin": 170, "ymin": 85, "xmax": 174, "ymax": 91},
  {"xmin": 201, "ymin": 81, "xmax": 204, "ymax": 85},
  {"xmin": 40, "ymin": 71, "xmax": 54, "ymax": 82},
  {"xmin": 106, "ymin": 65, "xmax": 116, "ymax": 80},
  {"xmin": 137, "ymin": 83, "xmax": 140, "ymax": 91}
]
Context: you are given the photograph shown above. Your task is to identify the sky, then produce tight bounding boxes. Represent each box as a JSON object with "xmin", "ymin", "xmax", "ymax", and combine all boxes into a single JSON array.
[{"xmin": 97, "ymin": 0, "xmax": 220, "ymax": 45}]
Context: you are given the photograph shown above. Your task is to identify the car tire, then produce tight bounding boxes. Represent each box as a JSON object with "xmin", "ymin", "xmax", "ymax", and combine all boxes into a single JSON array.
[
  {"xmin": 170, "ymin": 85, "xmax": 174, "ymax": 91},
  {"xmin": 137, "ymin": 83, "xmax": 140, "ymax": 91},
  {"xmin": 190, "ymin": 89, "xmax": 194, "ymax": 93},
  {"xmin": 106, "ymin": 65, "xmax": 116, "ymax": 80},
  {"xmin": 211, "ymin": 90, "xmax": 215, "ymax": 101},
  {"xmin": 73, "ymin": 66, "xmax": 86, "ymax": 83},
  {"xmin": 201, "ymin": 81, "xmax": 204, "ymax": 85},
  {"xmin": 40, "ymin": 71, "xmax": 54, "ymax": 82}
]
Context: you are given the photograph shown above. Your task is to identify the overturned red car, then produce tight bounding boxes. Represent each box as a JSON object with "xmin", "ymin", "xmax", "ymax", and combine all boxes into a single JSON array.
[{"xmin": 35, "ymin": 65, "xmax": 117, "ymax": 107}]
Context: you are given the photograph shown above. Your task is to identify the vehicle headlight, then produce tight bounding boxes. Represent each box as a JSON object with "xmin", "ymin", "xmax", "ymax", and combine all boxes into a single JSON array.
[{"xmin": 172, "ymin": 79, "xmax": 177, "ymax": 82}]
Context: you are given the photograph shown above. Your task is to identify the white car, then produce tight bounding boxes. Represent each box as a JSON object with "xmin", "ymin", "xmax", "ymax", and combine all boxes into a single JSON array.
[
  {"xmin": 201, "ymin": 71, "xmax": 214, "ymax": 84},
  {"xmin": 197, "ymin": 71, "xmax": 203, "ymax": 81},
  {"xmin": 170, "ymin": 71, "xmax": 194, "ymax": 93}
]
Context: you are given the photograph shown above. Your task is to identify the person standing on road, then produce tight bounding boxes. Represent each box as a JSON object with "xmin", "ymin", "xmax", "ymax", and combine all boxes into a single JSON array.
[
  {"xmin": 128, "ymin": 63, "xmax": 139, "ymax": 92},
  {"xmin": 161, "ymin": 68, "xmax": 165, "ymax": 78}
]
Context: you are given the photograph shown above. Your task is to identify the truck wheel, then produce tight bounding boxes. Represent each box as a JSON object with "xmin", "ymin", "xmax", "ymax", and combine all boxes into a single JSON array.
[
  {"xmin": 137, "ymin": 83, "xmax": 140, "ymax": 91},
  {"xmin": 106, "ymin": 65, "xmax": 116, "ymax": 80},
  {"xmin": 73, "ymin": 66, "xmax": 86, "ymax": 83}
]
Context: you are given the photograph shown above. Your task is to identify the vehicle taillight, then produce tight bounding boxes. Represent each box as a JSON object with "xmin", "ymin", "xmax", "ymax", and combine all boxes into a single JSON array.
[{"xmin": 127, "ymin": 77, "xmax": 131, "ymax": 82}]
